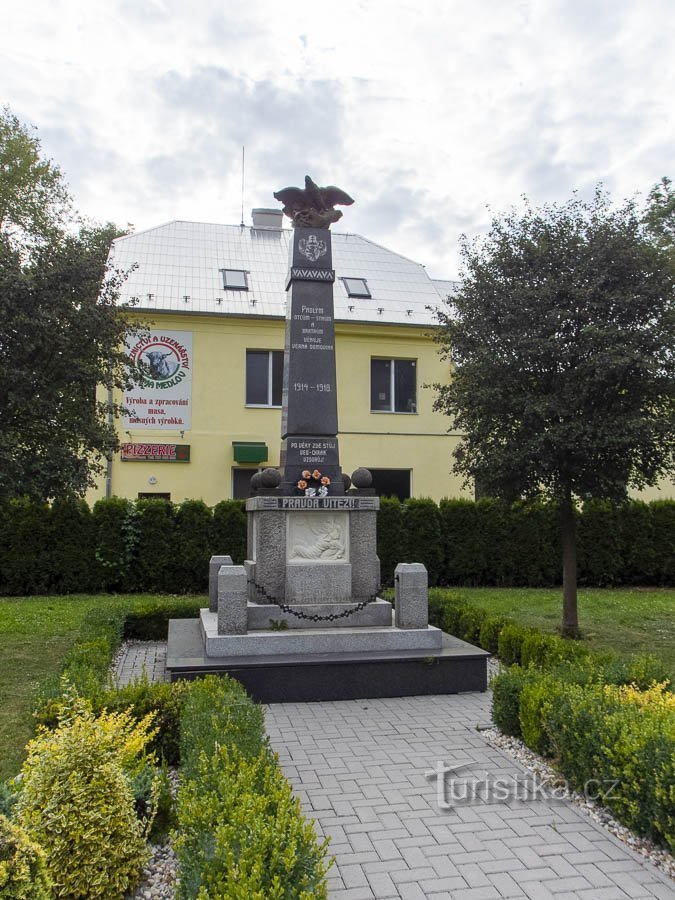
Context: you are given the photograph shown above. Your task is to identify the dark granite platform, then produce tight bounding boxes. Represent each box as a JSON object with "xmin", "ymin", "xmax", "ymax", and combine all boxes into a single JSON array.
[{"xmin": 166, "ymin": 618, "xmax": 489, "ymax": 702}]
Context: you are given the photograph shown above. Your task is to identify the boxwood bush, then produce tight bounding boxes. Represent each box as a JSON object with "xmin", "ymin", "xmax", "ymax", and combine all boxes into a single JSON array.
[{"xmin": 175, "ymin": 676, "xmax": 330, "ymax": 899}]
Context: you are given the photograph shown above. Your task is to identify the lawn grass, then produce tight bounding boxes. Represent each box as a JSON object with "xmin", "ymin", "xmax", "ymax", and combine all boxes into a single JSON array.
[
  {"xmin": 0, "ymin": 593, "xmax": 204, "ymax": 782},
  {"xmin": 431, "ymin": 586, "xmax": 675, "ymax": 674}
]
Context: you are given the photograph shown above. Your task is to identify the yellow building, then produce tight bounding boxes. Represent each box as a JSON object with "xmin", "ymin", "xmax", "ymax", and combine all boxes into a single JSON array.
[
  {"xmin": 89, "ymin": 210, "xmax": 469, "ymax": 505},
  {"xmin": 89, "ymin": 209, "xmax": 674, "ymax": 505}
]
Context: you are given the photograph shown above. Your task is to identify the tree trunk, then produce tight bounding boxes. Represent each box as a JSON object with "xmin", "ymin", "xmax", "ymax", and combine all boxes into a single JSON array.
[{"xmin": 560, "ymin": 489, "xmax": 579, "ymax": 638}]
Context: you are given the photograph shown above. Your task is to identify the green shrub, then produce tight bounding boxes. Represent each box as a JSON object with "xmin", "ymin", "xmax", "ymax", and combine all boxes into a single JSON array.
[
  {"xmin": 520, "ymin": 633, "xmax": 589, "ymax": 669},
  {"xmin": 92, "ymin": 496, "xmax": 135, "ymax": 591},
  {"xmin": 603, "ymin": 654, "xmax": 672, "ymax": 691},
  {"xmin": 497, "ymin": 624, "xmax": 535, "ymax": 666},
  {"xmin": 509, "ymin": 500, "xmax": 559, "ymax": 586},
  {"xmin": 577, "ymin": 499, "xmax": 622, "ymax": 586},
  {"xmin": 135, "ymin": 499, "xmax": 177, "ymax": 592},
  {"xmin": 474, "ymin": 498, "xmax": 515, "ymax": 585},
  {"xmin": 651, "ymin": 501, "xmax": 675, "ymax": 585},
  {"xmin": 0, "ymin": 814, "xmax": 52, "ymax": 899},
  {"xmin": 617, "ymin": 501, "xmax": 656, "ymax": 585},
  {"xmin": 175, "ymin": 745, "xmax": 330, "ymax": 900},
  {"xmin": 17, "ymin": 696, "xmax": 157, "ymax": 898},
  {"xmin": 49, "ymin": 497, "xmax": 97, "ymax": 593},
  {"xmin": 0, "ymin": 499, "xmax": 52, "ymax": 595},
  {"xmin": 179, "ymin": 676, "xmax": 266, "ymax": 780},
  {"xmin": 491, "ymin": 667, "xmax": 536, "ymax": 738},
  {"xmin": 427, "ymin": 590, "xmax": 468, "ymax": 635},
  {"xmin": 438, "ymin": 498, "xmax": 481, "ymax": 585},
  {"xmin": 544, "ymin": 682, "xmax": 675, "ymax": 851},
  {"xmin": 212, "ymin": 500, "xmax": 247, "ymax": 565},
  {"xmin": 0, "ymin": 781, "xmax": 18, "ymax": 821},
  {"xmin": 98, "ymin": 678, "xmax": 190, "ymax": 766},
  {"xmin": 479, "ymin": 615, "xmax": 508, "ymax": 654},
  {"xmin": 519, "ymin": 676, "xmax": 564, "ymax": 756},
  {"xmin": 401, "ymin": 498, "xmax": 442, "ymax": 585},
  {"xmin": 175, "ymin": 676, "xmax": 330, "ymax": 897},
  {"xmin": 132, "ymin": 760, "xmax": 176, "ymax": 844},
  {"xmin": 377, "ymin": 496, "xmax": 404, "ymax": 587},
  {"xmin": 173, "ymin": 500, "xmax": 213, "ymax": 593},
  {"xmin": 457, "ymin": 606, "xmax": 486, "ymax": 645}
]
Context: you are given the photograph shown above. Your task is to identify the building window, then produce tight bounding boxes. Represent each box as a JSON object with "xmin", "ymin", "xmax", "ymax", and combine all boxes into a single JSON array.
[
  {"xmin": 220, "ymin": 268, "xmax": 249, "ymax": 290},
  {"xmin": 246, "ymin": 350, "xmax": 284, "ymax": 406},
  {"xmin": 137, "ymin": 492, "xmax": 171, "ymax": 501},
  {"xmin": 342, "ymin": 277, "xmax": 371, "ymax": 298},
  {"xmin": 368, "ymin": 469, "xmax": 411, "ymax": 501},
  {"xmin": 370, "ymin": 359, "xmax": 417, "ymax": 413}
]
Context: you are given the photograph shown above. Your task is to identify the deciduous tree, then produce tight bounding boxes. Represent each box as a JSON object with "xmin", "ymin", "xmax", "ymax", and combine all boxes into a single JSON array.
[
  {"xmin": 433, "ymin": 189, "xmax": 675, "ymax": 636},
  {"xmin": 0, "ymin": 108, "xmax": 141, "ymax": 501}
]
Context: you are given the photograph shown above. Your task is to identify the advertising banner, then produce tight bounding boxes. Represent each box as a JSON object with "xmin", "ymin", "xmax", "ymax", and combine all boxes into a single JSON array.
[{"xmin": 123, "ymin": 331, "xmax": 192, "ymax": 430}]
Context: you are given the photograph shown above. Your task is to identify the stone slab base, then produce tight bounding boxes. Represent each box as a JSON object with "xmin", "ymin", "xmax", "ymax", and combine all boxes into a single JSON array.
[
  {"xmin": 167, "ymin": 619, "xmax": 489, "ymax": 701},
  {"xmin": 285, "ymin": 562, "xmax": 352, "ymax": 604},
  {"xmin": 247, "ymin": 598, "xmax": 393, "ymax": 630},
  {"xmin": 200, "ymin": 609, "xmax": 442, "ymax": 657}
]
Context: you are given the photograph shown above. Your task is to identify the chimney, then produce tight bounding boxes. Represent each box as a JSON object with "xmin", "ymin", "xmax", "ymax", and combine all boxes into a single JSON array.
[{"xmin": 251, "ymin": 208, "xmax": 283, "ymax": 230}]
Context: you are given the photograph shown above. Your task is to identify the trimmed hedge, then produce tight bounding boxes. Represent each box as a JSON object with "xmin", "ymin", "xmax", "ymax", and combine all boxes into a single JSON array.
[
  {"xmin": 1, "ymin": 496, "xmax": 674, "ymax": 595},
  {"xmin": 25, "ymin": 602, "xmax": 330, "ymax": 898},
  {"xmin": 175, "ymin": 676, "xmax": 330, "ymax": 898},
  {"xmin": 427, "ymin": 589, "xmax": 675, "ymax": 852}
]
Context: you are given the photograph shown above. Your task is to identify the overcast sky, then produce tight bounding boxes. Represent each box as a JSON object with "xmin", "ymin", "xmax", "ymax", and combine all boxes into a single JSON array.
[{"xmin": 3, "ymin": 0, "xmax": 673, "ymax": 278}]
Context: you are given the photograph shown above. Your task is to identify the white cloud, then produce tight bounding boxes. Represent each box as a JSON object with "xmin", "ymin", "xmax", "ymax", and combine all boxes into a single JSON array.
[{"xmin": 3, "ymin": 0, "xmax": 673, "ymax": 276}]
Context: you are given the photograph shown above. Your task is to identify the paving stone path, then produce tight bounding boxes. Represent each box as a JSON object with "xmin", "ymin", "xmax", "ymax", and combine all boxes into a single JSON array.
[
  {"xmin": 114, "ymin": 644, "xmax": 674, "ymax": 899},
  {"xmin": 114, "ymin": 641, "xmax": 169, "ymax": 686},
  {"xmin": 265, "ymin": 695, "xmax": 674, "ymax": 899}
]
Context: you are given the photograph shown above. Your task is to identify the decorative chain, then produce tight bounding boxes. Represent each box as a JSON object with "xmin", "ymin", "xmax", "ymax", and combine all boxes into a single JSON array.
[{"xmin": 247, "ymin": 578, "xmax": 379, "ymax": 622}]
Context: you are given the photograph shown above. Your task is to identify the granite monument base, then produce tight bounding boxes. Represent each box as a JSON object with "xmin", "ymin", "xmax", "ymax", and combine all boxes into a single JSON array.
[
  {"xmin": 201, "ymin": 608, "xmax": 442, "ymax": 656},
  {"xmin": 166, "ymin": 618, "xmax": 490, "ymax": 701},
  {"xmin": 247, "ymin": 597, "xmax": 393, "ymax": 630}
]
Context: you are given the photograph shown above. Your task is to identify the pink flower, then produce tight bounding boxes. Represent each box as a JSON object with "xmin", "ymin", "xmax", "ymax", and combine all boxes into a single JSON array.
[
  {"xmin": 297, "ymin": 480, "xmax": 308, "ymax": 489},
  {"xmin": 302, "ymin": 470, "xmax": 311, "ymax": 479},
  {"xmin": 321, "ymin": 476, "xmax": 330, "ymax": 486},
  {"xmin": 312, "ymin": 469, "xmax": 321, "ymax": 480}
]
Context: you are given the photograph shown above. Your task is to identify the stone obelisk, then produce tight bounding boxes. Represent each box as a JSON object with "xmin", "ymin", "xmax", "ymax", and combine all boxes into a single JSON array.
[{"xmin": 279, "ymin": 226, "xmax": 345, "ymax": 494}]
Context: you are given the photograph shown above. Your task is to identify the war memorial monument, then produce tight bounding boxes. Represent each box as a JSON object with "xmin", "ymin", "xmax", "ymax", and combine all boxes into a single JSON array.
[{"xmin": 166, "ymin": 178, "xmax": 488, "ymax": 699}]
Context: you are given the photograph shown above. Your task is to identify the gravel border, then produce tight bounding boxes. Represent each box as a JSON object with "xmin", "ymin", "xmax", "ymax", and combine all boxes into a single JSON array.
[{"xmin": 125, "ymin": 768, "xmax": 179, "ymax": 899}]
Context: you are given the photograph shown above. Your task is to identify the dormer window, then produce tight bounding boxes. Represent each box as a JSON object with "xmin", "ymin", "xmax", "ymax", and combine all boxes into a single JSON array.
[
  {"xmin": 342, "ymin": 277, "xmax": 371, "ymax": 298},
  {"xmin": 220, "ymin": 268, "xmax": 249, "ymax": 290}
]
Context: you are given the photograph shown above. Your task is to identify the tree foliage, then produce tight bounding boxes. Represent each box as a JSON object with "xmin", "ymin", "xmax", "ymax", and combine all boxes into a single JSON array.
[
  {"xmin": 0, "ymin": 107, "xmax": 142, "ymax": 501},
  {"xmin": 433, "ymin": 188, "xmax": 675, "ymax": 634},
  {"xmin": 644, "ymin": 176, "xmax": 675, "ymax": 262},
  {"xmin": 0, "ymin": 106, "xmax": 71, "ymax": 255}
]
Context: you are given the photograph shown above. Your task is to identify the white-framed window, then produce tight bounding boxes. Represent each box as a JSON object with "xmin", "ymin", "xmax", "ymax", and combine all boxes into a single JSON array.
[
  {"xmin": 246, "ymin": 350, "xmax": 284, "ymax": 407},
  {"xmin": 370, "ymin": 358, "xmax": 417, "ymax": 413},
  {"xmin": 220, "ymin": 268, "xmax": 249, "ymax": 290},
  {"xmin": 342, "ymin": 277, "xmax": 371, "ymax": 298}
]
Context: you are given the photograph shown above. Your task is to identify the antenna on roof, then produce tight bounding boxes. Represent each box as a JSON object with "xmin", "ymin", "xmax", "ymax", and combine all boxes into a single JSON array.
[{"xmin": 240, "ymin": 146, "xmax": 245, "ymax": 228}]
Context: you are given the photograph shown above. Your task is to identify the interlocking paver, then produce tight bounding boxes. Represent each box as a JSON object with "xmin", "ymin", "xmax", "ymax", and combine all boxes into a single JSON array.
[
  {"xmin": 114, "ymin": 645, "xmax": 673, "ymax": 900},
  {"xmin": 264, "ymin": 694, "xmax": 675, "ymax": 899}
]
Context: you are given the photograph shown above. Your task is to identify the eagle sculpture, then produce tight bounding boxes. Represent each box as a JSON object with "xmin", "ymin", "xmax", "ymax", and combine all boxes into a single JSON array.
[{"xmin": 273, "ymin": 175, "xmax": 354, "ymax": 228}]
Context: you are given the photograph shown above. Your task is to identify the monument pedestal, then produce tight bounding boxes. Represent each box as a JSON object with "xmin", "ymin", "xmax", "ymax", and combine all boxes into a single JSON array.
[
  {"xmin": 166, "ymin": 185, "xmax": 489, "ymax": 698},
  {"xmin": 167, "ymin": 619, "xmax": 489, "ymax": 701}
]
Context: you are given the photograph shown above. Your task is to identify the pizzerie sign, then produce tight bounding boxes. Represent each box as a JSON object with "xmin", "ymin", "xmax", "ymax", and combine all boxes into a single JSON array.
[{"xmin": 120, "ymin": 443, "xmax": 190, "ymax": 462}]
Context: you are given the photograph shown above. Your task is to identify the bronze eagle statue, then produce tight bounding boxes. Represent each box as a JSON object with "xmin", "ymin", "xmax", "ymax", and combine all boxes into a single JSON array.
[{"xmin": 273, "ymin": 175, "xmax": 354, "ymax": 228}]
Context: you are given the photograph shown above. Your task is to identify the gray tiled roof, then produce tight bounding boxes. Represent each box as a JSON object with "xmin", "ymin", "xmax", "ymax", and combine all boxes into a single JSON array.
[{"xmin": 109, "ymin": 220, "xmax": 451, "ymax": 326}]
